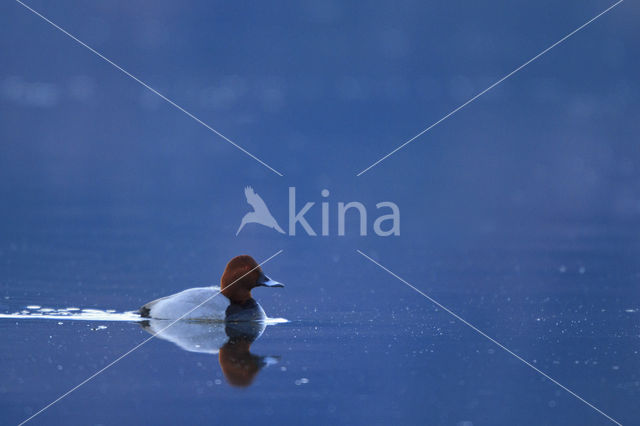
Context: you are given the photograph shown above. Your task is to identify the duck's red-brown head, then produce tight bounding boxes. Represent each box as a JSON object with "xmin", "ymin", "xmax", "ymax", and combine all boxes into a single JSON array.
[{"xmin": 220, "ymin": 255, "xmax": 283, "ymax": 304}]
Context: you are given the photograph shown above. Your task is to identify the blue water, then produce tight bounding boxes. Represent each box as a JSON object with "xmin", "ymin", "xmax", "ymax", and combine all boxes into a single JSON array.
[{"xmin": 1, "ymin": 1, "xmax": 639, "ymax": 425}]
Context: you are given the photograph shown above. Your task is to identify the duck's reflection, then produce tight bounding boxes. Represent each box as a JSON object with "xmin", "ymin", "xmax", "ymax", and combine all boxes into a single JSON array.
[{"xmin": 140, "ymin": 319, "xmax": 280, "ymax": 387}]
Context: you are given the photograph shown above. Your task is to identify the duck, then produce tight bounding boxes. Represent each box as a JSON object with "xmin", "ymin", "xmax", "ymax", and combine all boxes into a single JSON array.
[{"xmin": 139, "ymin": 255, "xmax": 283, "ymax": 321}]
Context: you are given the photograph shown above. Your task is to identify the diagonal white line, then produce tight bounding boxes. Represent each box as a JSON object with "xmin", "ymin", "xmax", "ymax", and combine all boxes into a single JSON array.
[
  {"xmin": 356, "ymin": 0, "xmax": 624, "ymax": 176},
  {"xmin": 18, "ymin": 250, "xmax": 284, "ymax": 426},
  {"xmin": 356, "ymin": 249, "xmax": 622, "ymax": 425},
  {"xmin": 15, "ymin": 0, "xmax": 284, "ymax": 177}
]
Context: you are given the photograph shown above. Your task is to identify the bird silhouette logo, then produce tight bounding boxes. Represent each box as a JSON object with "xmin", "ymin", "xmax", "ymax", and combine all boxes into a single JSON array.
[{"xmin": 236, "ymin": 186, "xmax": 285, "ymax": 236}]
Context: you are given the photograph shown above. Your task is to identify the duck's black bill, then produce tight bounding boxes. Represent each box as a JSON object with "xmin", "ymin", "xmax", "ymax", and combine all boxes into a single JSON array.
[{"xmin": 257, "ymin": 273, "xmax": 284, "ymax": 288}]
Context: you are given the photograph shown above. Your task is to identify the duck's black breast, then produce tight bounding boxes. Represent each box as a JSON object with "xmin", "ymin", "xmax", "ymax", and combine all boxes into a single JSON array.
[{"xmin": 225, "ymin": 298, "xmax": 266, "ymax": 322}]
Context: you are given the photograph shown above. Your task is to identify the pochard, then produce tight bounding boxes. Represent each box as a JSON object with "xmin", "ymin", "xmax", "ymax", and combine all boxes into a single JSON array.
[{"xmin": 139, "ymin": 255, "xmax": 283, "ymax": 321}]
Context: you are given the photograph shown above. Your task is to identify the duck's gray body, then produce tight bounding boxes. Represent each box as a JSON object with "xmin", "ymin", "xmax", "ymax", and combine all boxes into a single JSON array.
[{"xmin": 139, "ymin": 286, "xmax": 266, "ymax": 322}]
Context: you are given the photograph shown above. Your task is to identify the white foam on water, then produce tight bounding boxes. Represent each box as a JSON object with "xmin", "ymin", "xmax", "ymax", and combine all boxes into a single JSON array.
[
  {"xmin": 264, "ymin": 317, "xmax": 289, "ymax": 325},
  {"xmin": 0, "ymin": 307, "xmax": 142, "ymax": 322},
  {"xmin": 0, "ymin": 307, "xmax": 290, "ymax": 324}
]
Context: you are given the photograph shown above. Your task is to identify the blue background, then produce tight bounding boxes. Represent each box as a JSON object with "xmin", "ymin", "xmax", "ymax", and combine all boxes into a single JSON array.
[{"xmin": 0, "ymin": 1, "xmax": 638, "ymax": 425}]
